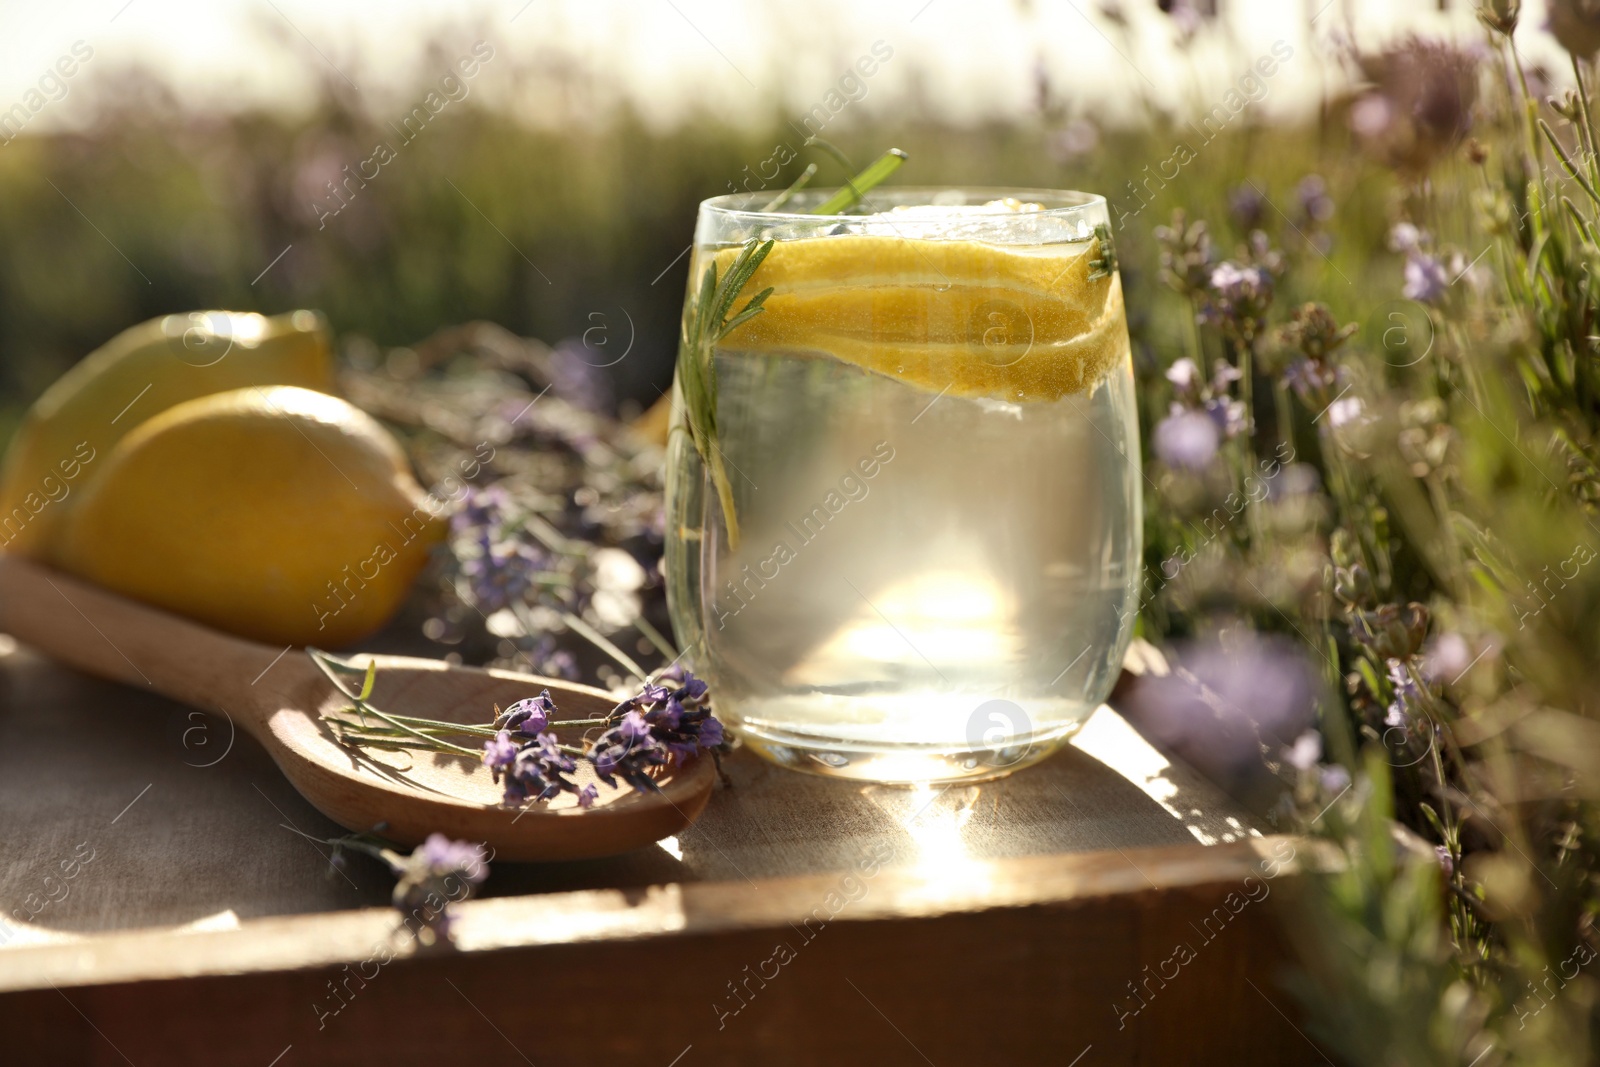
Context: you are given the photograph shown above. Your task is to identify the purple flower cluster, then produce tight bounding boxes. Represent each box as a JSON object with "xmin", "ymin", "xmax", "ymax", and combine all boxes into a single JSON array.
[
  {"xmin": 459, "ymin": 538, "xmax": 552, "ymax": 615},
  {"xmin": 1199, "ymin": 260, "xmax": 1275, "ymax": 344},
  {"xmin": 1123, "ymin": 633, "xmax": 1321, "ymax": 779},
  {"xmin": 1154, "ymin": 210, "xmax": 1216, "ymax": 299},
  {"xmin": 1153, "ymin": 357, "xmax": 1246, "ymax": 469},
  {"xmin": 1348, "ymin": 38, "xmax": 1481, "ymax": 173},
  {"xmin": 389, "ymin": 833, "xmax": 489, "ymax": 934},
  {"xmin": 451, "ymin": 488, "xmax": 556, "ymax": 616},
  {"xmin": 482, "ymin": 668, "xmax": 723, "ymax": 809},
  {"xmin": 495, "ymin": 692, "xmax": 554, "ymax": 734},
  {"xmin": 451, "ymin": 484, "xmax": 508, "ymax": 538},
  {"xmin": 1281, "ymin": 729, "xmax": 1351, "ymax": 796},
  {"xmin": 591, "ymin": 665, "xmax": 723, "ymax": 793},
  {"xmin": 1384, "ymin": 657, "xmax": 1424, "ymax": 727},
  {"xmin": 1278, "ymin": 303, "xmax": 1358, "ymax": 411},
  {"xmin": 1390, "ymin": 222, "xmax": 1459, "ymax": 305},
  {"xmin": 483, "ymin": 692, "xmax": 596, "ymax": 808},
  {"xmin": 1296, "ymin": 175, "xmax": 1335, "ymax": 225}
]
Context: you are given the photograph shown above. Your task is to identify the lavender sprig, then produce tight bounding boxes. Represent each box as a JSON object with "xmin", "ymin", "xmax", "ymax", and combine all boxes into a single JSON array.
[
  {"xmin": 310, "ymin": 650, "xmax": 726, "ymax": 811},
  {"xmin": 285, "ymin": 828, "xmax": 488, "ymax": 943}
]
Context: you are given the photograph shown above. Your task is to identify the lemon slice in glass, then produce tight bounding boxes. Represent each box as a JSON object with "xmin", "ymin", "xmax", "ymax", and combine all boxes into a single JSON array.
[{"xmin": 711, "ymin": 232, "xmax": 1127, "ymax": 401}]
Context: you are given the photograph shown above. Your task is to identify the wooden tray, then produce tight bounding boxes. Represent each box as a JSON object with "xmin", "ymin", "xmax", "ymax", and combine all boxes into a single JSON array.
[{"xmin": 0, "ymin": 643, "xmax": 1320, "ymax": 1065}]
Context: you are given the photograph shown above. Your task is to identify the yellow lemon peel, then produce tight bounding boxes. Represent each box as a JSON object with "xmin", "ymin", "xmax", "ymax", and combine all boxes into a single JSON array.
[{"xmin": 710, "ymin": 234, "xmax": 1127, "ymax": 401}]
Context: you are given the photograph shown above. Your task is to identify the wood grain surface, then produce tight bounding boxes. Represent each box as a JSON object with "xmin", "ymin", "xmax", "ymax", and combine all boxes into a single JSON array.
[{"xmin": 0, "ymin": 644, "xmax": 1328, "ymax": 1066}]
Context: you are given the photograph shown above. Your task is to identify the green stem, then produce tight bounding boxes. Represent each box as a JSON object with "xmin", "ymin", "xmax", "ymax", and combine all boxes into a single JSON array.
[
  {"xmin": 521, "ymin": 513, "xmax": 579, "ymax": 556},
  {"xmin": 762, "ymin": 163, "xmax": 817, "ymax": 212},
  {"xmin": 705, "ymin": 445, "xmax": 742, "ymax": 550},
  {"xmin": 328, "ymin": 712, "xmax": 614, "ymax": 737},
  {"xmin": 632, "ymin": 612, "xmax": 679, "ymax": 661},
  {"xmin": 1272, "ymin": 377, "xmax": 1294, "ymax": 460},
  {"xmin": 281, "ymin": 825, "xmax": 403, "ymax": 868},
  {"xmin": 549, "ymin": 606, "xmax": 648, "ymax": 682},
  {"xmin": 1571, "ymin": 56, "xmax": 1600, "ymax": 192},
  {"xmin": 1509, "ymin": 42, "xmax": 1548, "ymax": 244},
  {"xmin": 1237, "ymin": 336, "xmax": 1263, "ymax": 547},
  {"xmin": 307, "ymin": 649, "xmax": 482, "ymax": 758},
  {"xmin": 1538, "ymin": 119, "xmax": 1600, "ymax": 208},
  {"xmin": 326, "ymin": 715, "xmax": 504, "ymax": 740},
  {"xmin": 1181, "ymin": 297, "xmax": 1205, "ymax": 367},
  {"xmin": 811, "ymin": 149, "xmax": 909, "ymax": 215}
]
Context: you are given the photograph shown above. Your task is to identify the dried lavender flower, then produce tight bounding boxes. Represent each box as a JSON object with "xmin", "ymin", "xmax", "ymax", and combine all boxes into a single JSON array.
[
  {"xmin": 495, "ymin": 691, "xmax": 555, "ymax": 735},
  {"xmin": 389, "ymin": 834, "xmax": 488, "ymax": 936},
  {"xmin": 591, "ymin": 710, "xmax": 670, "ymax": 793}
]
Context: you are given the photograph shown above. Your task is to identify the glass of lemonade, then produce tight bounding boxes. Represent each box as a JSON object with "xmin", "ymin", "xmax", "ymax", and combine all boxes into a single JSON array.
[{"xmin": 664, "ymin": 188, "xmax": 1141, "ymax": 784}]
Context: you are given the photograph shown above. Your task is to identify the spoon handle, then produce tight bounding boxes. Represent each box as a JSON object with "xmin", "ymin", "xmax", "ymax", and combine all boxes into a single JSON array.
[{"xmin": 0, "ymin": 553, "xmax": 315, "ymax": 730}]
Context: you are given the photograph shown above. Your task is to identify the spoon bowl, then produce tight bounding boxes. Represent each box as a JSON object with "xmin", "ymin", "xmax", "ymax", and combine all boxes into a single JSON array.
[{"xmin": 0, "ymin": 554, "xmax": 715, "ymax": 861}]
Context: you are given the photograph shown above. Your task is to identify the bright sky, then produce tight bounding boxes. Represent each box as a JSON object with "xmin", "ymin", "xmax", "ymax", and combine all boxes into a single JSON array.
[{"xmin": 0, "ymin": 0, "xmax": 1564, "ymax": 133}]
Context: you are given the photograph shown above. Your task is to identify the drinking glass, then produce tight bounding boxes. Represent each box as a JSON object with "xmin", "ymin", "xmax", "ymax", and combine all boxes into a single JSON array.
[{"xmin": 665, "ymin": 187, "xmax": 1140, "ymax": 783}]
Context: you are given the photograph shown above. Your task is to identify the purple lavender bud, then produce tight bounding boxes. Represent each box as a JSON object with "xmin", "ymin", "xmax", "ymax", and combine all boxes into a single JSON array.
[
  {"xmin": 1123, "ymin": 633, "xmax": 1321, "ymax": 776},
  {"xmin": 483, "ymin": 730, "xmax": 518, "ymax": 776},
  {"xmin": 1199, "ymin": 261, "xmax": 1274, "ymax": 338},
  {"xmin": 619, "ymin": 710, "xmax": 653, "ymax": 744},
  {"xmin": 1388, "ymin": 222, "xmax": 1425, "ymax": 253},
  {"xmin": 1204, "ymin": 396, "xmax": 1248, "ymax": 438},
  {"xmin": 680, "ymin": 675, "xmax": 710, "ymax": 703},
  {"xmin": 1403, "ymin": 252, "xmax": 1450, "ymax": 304},
  {"xmin": 389, "ymin": 834, "xmax": 489, "ymax": 934},
  {"xmin": 1284, "ymin": 730, "xmax": 1322, "ymax": 771},
  {"xmin": 636, "ymin": 684, "xmax": 672, "ymax": 708},
  {"xmin": 1320, "ymin": 764, "xmax": 1352, "ymax": 795},
  {"xmin": 1284, "ymin": 357, "xmax": 1337, "ymax": 401},
  {"xmin": 1165, "ymin": 357, "xmax": 1202, "ymax": 399},
  {"xmin": 1228, "ymin": 184, "xmax": 1265, "ymax": 230},
  {"xmin": 698, "ymin": 715, "xmax": 724, "ymax": 749},
  {"xmin": 416, "ymin": 834, "xmax": 488, "ymax": 882},
  {"xmin": 1154, "ymin": 409, "xmax": 1220, "ymax": 470},
  {"xmin": 1209, "ymin": 359, "xmax": 1242, "ymax": 392},
  {"xmin": 1420, "ymin": 632, "xmax": 1473, "ymax": 683},
  {"xmin": 1349, "ymin": 94, "xmax": 1394, "ymax": 138},
  {"xmin": 1296, "ymin": 175, "xmax": 1335, "ymax": 222},
  {"xmin": 497, "ymin": 691, "xmax": 556, "ymax": 734}
]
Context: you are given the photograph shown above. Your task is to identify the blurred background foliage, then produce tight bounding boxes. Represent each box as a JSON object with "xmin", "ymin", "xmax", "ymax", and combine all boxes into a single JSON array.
[{"xmin": 0, "ymin": 44, "xmax": 1394, "ymax": 442}]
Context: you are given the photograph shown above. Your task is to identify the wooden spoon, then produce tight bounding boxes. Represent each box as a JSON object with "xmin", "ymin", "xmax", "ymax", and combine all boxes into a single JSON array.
[{"xmin": 0, "ymin": 554, "xmax": 715, "ymax": 861}]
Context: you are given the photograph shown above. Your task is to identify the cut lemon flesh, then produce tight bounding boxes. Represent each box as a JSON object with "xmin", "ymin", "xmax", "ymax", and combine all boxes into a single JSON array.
[{"xmin": 710, "ymin": 234, "xmax": 1128, "ymax": 401}]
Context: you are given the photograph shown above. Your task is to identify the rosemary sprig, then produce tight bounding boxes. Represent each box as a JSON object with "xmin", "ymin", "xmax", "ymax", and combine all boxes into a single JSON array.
[
  {"xmin": 676, "ymin": 236, "xmax": 775, "ymax": 550},
  {"xmin": 679, "ymin": 146, "xmax": 909, "ymax": 548}
]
